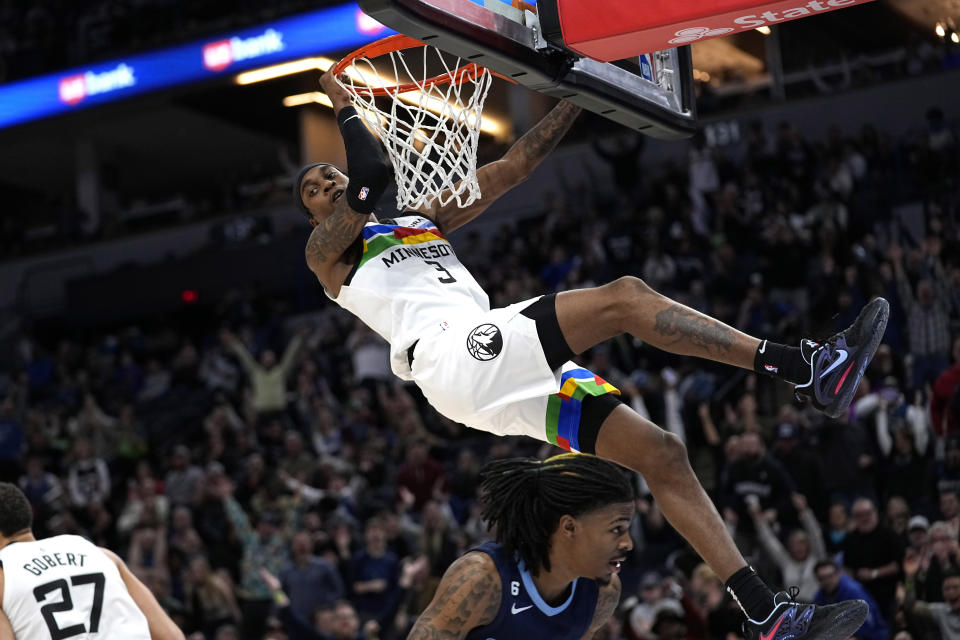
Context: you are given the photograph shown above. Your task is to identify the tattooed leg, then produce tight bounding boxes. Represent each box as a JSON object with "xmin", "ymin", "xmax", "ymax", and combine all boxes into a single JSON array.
[{"xmin": 555, "ymin": 276, "xmax": 760, "ymax": 370}]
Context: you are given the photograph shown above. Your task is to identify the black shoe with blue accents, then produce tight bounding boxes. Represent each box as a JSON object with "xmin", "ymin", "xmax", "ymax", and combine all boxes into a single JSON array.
[
  {"xmin": 743, "ymin": 590, "xmax": 868, "ymax": 640},
  {"xmin": 794, "ymin": 297, "xmax": 890, "ymax": 419}
]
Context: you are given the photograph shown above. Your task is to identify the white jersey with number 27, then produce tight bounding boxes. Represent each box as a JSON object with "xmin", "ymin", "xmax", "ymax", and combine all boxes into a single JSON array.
[{"xmin": 0, "ymin": 534, "xmax": 150, "ymax": 640}]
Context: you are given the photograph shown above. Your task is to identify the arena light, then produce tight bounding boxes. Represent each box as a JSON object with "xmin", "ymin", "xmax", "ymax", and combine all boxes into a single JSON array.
[
  {"xmin": 281, "ymin": 85, "xmax": 505, "ymax": 136},
  {"xmin": 755, "ymin": 25, "xmax": 771, "ymax": 35},
  {"xmin": 283, "ymin": 91, "xmax": 332, "ymax": 107},
  {"xmin": 952, "ymin": 31, "xmax": 960, "ymax": 44},
  {"xmin": 936, "ymin": 22, "xmax": 946, "ymax": 37},
  {"xmin": 235, "ymin": 57, "xmax": 335, "ymax": 84},
  {"xmin": 245, "ymin": 54, "xmax": 504, "ymax": 134}
]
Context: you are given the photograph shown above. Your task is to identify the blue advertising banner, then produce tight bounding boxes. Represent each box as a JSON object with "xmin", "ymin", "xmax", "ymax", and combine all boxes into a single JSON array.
[{"xmin": 0, "ymin": 3, "xmax": 392, "ymax": 130}]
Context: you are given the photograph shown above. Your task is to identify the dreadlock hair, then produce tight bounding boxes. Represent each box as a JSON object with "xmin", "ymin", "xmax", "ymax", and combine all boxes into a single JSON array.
[{"xmin": 479, "ymin": 453, "xmax": 634, "ymax": 577}]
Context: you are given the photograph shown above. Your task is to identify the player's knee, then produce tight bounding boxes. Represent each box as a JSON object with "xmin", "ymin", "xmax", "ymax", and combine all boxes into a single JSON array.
[
  {"xmin": 651, "ymin": 431, "xmax": 688, "ymax": 477},
  {"xmin": 604, "ymin": 276, "xmax": 654, "ymax": 325},
  {"xmin": 609, "ymin": 275, "xmax": 652, "ymax": 298}
]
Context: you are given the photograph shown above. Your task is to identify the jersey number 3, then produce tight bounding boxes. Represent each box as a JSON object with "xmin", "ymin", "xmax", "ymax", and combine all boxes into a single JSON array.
[
  {"xmin": 33, "ymin": 572, "xmax": 105, "ymax": 640},
  {"xmin": 425, "ymin": 260, "xmax": 457, "ymax": 284}
]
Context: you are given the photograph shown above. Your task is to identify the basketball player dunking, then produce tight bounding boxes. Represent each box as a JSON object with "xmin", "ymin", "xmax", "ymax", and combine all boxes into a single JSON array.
[{"xmin": 295, "ymin": 67, "xmax": 885, "ymax": 640}]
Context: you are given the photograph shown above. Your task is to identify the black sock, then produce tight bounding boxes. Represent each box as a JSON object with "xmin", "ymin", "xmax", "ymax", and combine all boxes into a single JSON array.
[
  {"xmin": 725, "ymin": 566, "xmax": 776, "ymax": 621},
  {"xmin": 753, "ymin": 340, "xmax": 809, "ymax": 384}
]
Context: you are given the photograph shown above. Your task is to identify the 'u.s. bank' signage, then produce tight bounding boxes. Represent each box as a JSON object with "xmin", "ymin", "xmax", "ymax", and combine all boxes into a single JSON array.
[{"xmin": 0, "ymin": 4, "xmax": 390, "ymax": 130}]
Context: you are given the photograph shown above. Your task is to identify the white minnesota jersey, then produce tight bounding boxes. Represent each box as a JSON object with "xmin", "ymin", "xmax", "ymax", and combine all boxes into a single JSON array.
[
  {"xmin": 0, "ymin": 535, "xmax": 150, "ymax": 640},
  {"xmin": 332, "ymin": 214, "xmax": 489, "ymax": 379}
]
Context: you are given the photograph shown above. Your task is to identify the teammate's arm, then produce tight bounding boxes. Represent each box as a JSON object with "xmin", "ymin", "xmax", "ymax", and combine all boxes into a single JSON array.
[
  {"xmin": 580, "ymin": 575, "xmax": 621, "ymax": 640},
  {"xmin": 0, "ymin": 568, "xmax": 10, "ymax": 640},
  {"xmin": 0, "ymin": 606, "xmax": 13, "ymax": 640},
  {"xmin": 418, "ymin": 101, "xmax": 582, "ymax": 234},
  {"xmin": 407, "ymin": 552, "xmax": 501, "ymax": 640},
  {"xmin": 99, "ymin": 548, "xmax": 185, "ymax": 640}
]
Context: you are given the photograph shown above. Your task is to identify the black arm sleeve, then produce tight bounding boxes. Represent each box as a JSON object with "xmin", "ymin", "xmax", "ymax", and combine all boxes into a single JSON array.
[{"xmin": 338, "ymin": 106, "xmax": 390, "ymax": 214}]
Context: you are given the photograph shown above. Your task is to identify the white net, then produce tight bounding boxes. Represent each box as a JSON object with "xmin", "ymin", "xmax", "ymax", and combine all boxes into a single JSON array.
[{"xmin": 337, "ymin": 40, "xmax": 493, "ymax": 212}]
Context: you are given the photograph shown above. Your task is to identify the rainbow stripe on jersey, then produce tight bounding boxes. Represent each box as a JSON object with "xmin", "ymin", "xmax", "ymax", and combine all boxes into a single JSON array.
[
  {"xmin": 357, "ymin": 223, "xmax": 447, "ymax": 269},
  {"xmin": 545, "ymin": 368, "xmax": 619, "ymax": 452}
]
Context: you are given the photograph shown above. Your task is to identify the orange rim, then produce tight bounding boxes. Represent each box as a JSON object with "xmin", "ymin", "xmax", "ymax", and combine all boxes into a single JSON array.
[{"xmin": 331, "ymin": 33, "xmax": 516, "ymax": 96}]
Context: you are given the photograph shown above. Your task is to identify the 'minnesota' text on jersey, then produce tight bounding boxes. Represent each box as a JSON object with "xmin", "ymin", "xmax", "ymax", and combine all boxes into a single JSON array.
[{"xmin": 331, "ymin": 215, "xmax": 489, "ymax": 378}]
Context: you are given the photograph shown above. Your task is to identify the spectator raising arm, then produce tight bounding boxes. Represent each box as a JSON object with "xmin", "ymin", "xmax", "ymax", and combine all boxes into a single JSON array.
[{"xmin": 100, "ymin": 547, "xmax": 186, "ymax": 640}]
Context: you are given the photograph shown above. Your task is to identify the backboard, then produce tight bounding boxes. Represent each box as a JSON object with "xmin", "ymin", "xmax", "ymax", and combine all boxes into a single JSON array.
[{"xmin": 356, "ymin": 0, "xmax": 697, "ymax": 139}]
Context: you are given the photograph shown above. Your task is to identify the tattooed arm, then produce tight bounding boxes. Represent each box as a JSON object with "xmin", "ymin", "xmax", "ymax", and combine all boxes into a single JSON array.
[
  {"xmin": 304, "ymin": 199, "xmax": 370, "ymax": 296},
  {"xmin": 417, "ymin": 101, "xmax": 582, "ymax": 234},
  {"xmin": 407, "ymin": 552, "xmax": 501, "ymax": 640},
  {"xmin": 580, "ymin": 575, "xmax": 621, "ymax": 640}
]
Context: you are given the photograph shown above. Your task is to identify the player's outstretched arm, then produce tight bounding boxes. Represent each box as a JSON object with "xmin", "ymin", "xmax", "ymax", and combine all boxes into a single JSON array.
[
  {"xmin": 100, "ymin": 548, "xmax": 186, "ymax": 640},
  {"xmin": 420, "ymin": 101, "xmax": 582, "ymax": 234},
  {"xmin": 580, "ymin": 575, "xmax": 621, "ymax": 640},
  {"xmin": 407, "ymin": 552, "xmax": 501, "ymax": 640}
]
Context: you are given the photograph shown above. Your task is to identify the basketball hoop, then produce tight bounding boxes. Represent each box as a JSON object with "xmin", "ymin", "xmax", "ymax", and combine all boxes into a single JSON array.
[{"xmin": 332, "ymin": 35, "xmax": 506, "ymax": 212}]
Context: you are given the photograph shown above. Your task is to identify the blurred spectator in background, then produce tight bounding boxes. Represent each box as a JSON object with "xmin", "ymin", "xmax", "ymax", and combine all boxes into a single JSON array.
[
  {"xmin": 816, "ymin": 419, "xmax": 877, "ymax": 508},
  {"xmin": 18, "ymin": 456, "xmax": 63, "ymax": 526},
  {"xmin": 932, "ymin": 336, "xmax": 960, "ymax": 438},
  {"xmin": 903, "ymin": 571, "xmax": 960, "ymax": 640},
  {"xmin": 218, "ymin": 474, "xmax": 290, "ymax": 640},
  {"xmin": 128, "ymin": 522, "xmax": 167, "ymax": 583},
  {"xmin": 416, "ymin": 499, "xmax": 461, "ymax": 610},
  {"xmin": 750, "ymin": 493, "xmax": 826, "ymax": 600},
  {"xmin": 941, "ymin": 488, "xmax": 960, "ymax": 539},
  {"xmin": 940, "ymin": 436, "xmax": 960, "ymax": 499},
  {"xmin": 223, "ymin": 328, "xmax": 304, "ymax": 417},
  {"xmin": 165, "ymin": 445, "xmax": 205, "ymax": 508},
  {"xmin": 889, "ymin": 242, "xmax": 952, "ymax": 392},
  {"xmin": 349, "ymin": 517, "xmax": 399, "ymax": 626},
  {"xmin": 770, "ymin": 421, "xmax": 827, "ymax": 520},
  {"xmin": 184, "ymin": 554, "xmax": 241, "ymax": 639},
  {"xmin": 844, "ymin": 497, "xmax": 904, "ymax": 621},
  {"xmin": 627, "ymin": 571, "xmax": 668, "ymax": 638},
  {"xmin": 823, "ymin": 501, "xmax": 851, "ymax": 558},
  {"xmin": 813, "ymin": 560, "xmax": 888, "ymax": 640},
  {"xmin": 0, "ymin": 396, "xmax": 23, "ymax": 481},
  {"xmin": 281, "ymin": 531, "xmax": 345, "ymax": 623},
  {"xmin": 345, "ymin": 321, "xmax": 393, "ymax": 398},
  {"xmin": 651, "ymin": 606, "xmax": 689, "ymax": 640},
  {"xmin": 67, "ymin": 437, "xmax": 110, "ymax": 510},
  {"xmin": 916, "ymin": 520, "xmax": 960, "ymax": 603},
  {"xmin": 721, "ymin": 432, "xmax": 795, "ymax": 552},
  {"xmin": 395, "ymin": 439, "xmax": 446, "ymax": 513},
  {"xmin": 592, "ymin": 133, "xmax": 645, "ymax": 200}
]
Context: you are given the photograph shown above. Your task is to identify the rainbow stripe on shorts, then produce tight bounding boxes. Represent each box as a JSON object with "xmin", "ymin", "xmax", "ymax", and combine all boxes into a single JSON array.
[{"xmin": 545, "ymin": 368, "xmax": 619, "ymax": 452}]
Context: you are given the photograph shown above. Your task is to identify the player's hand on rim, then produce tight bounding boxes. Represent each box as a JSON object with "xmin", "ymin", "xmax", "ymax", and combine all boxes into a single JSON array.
[{"xmin": 319, "ymin": 68, "xmax": 353, "ymax": 113}]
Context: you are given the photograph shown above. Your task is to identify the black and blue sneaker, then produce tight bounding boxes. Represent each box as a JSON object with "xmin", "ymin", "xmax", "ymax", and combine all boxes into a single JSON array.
[
  {"xmin": 794, "ymin": 297, "xmax": 890, "ymax": 419},
  {"xmin": 743, "ymin": 590, "xmax": 868, "ymax": 640}
]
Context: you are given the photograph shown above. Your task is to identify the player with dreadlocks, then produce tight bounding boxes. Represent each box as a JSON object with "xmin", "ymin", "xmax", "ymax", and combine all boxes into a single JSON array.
[{"xmin": 407, "ymin": 454, "xmax": 635, "ymax": 640}]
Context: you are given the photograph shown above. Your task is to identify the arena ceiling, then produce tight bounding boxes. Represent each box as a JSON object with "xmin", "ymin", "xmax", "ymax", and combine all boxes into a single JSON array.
[{"xmin": 0, "ymin": 0, "xmax": 953, "ymax": 199}]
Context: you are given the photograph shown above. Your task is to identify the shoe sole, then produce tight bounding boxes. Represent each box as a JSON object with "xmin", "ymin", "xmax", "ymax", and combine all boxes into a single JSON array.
[
  {"xmin": 823, "ymin": 297, "xmax": 889, "ymax": 418},
  {"xmin": 818, "ymin": 600, "xmax": 869, "ymax": 640}
]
